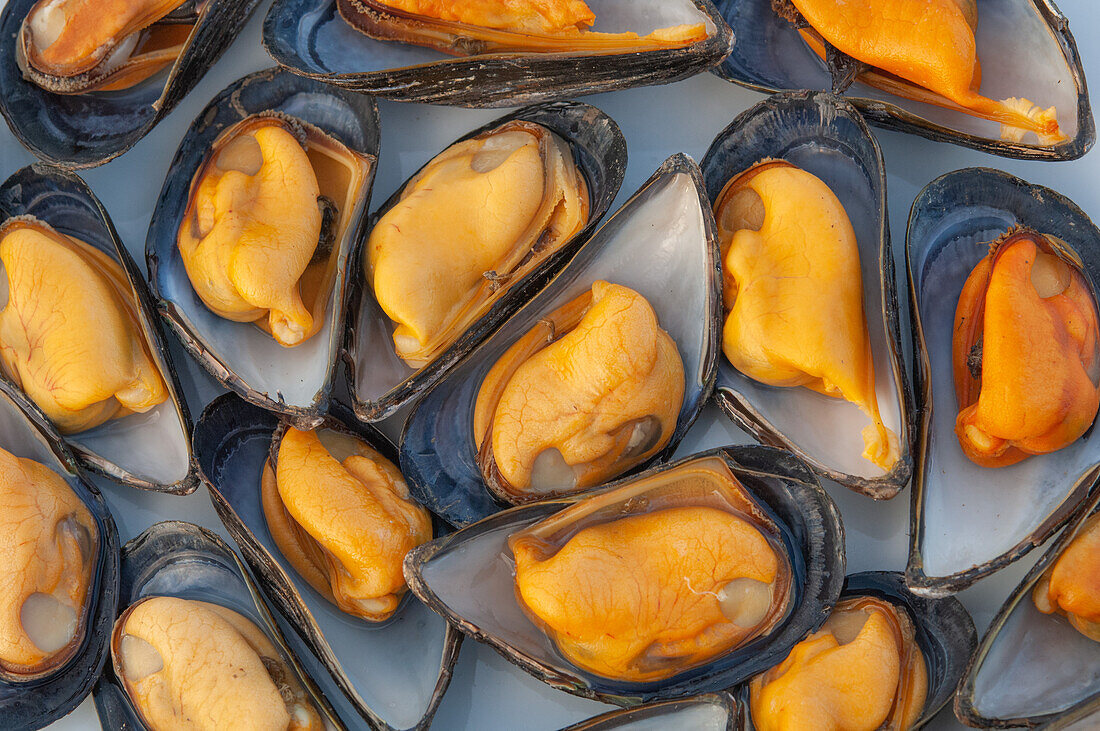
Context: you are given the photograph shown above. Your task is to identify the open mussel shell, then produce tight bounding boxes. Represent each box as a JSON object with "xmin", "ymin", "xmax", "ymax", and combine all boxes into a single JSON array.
[
  {"xmin": 0, "ymin": 163, "xmax": 197, "ymax": 493},
  {"xmin": 0, "ymin": 0, "xmax": 262, "ymax": 168},
  {"xmin": 711, "ymin": 0, "xmax": 1093, "ymax": 160},
  {"xmin": 955, "ymin": 491, "xmax": 1100, "ymax": 728},
  {"xmin": 0, "ymin": 379, "xmax": 119, "ymax": 730},
  {"xmin": 563, "ymin": 693, "xmax": 741, "ymax": 730},
  {"xmin": 905, "ymin": 168, "xmax": 1100, "ymax": 595},
  {"xmin": 404, "ymin": 445, "xmax": 845, "ymax": 705},
  {"xmin": 701, "ymin": 90, "xmax": 914, "ymax": 500},
  {"xmin": 399, "ymin": 154, "xmax": 719, "ymax": 526},
  {"xmin": 147, "ymin": 68, "xmax": 379, "ymax": 429},
  {"xmin": 193, "ymin": 393, "xmax": 461, "ymax": 730},
  {"xmin": 262, "ymin": 0, "xmax": 733, "ymax": 107},
  {"xmin": 91, "ymin": 521, "xmax": 342, "ymax": 730},
  {"xmin": 345, "ymin": 101, "xmax": 624, "ymax": 423}
]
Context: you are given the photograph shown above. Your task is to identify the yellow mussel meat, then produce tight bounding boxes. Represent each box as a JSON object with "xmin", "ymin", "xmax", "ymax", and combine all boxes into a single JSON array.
[{"xmin": 1033, "ymin": 512, "xmax": 1100, "ymax": 642}]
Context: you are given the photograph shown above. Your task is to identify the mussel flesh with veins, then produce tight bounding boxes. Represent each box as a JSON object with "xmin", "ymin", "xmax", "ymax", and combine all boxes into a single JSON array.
[
  {"xmin": 0, "ymin": 216, "xmax": 169, "ymax": 435},
  {"xmin": 749, "ymin": 595, "xmax": 926, "ymax": 730},
  {"xmin": 178, "ymin": 112, "xmax": 372, "ymax": 348},
  {"xmin": 112, "ymin": 595, "xmax": 323, "ymax": 730},
  {"xmin": 509, "ymin": 455, "xmax": 791, "ymax": 682},
  {"xmin": 17, "ymin": 0, "xmax": 198, "ymax": 94},
  {"xmin": 1033, "ymin": 511, "xmax": 1100, "ymax": 642},
  {"xmin": 339, "ymin": 0, "xmax": 709, "ymax": 56},
  {"xmin": 952, "ymin": 228, "xmax": 1100, "ymax": 467},
  {"xmin": 713, "ymin": 159, "xmax": 899, "ymax": 471},
  {"xmin": 0, "ymin": 443, "xmax": 97, "ymax": 679},
  {"xmin": 368, "ymin": 119, "xmax": 589, "ymax": 368},
  {"xmin": 474, "ymin": 280, "xmax": 684, "ymax": 503},
  {"xmin": 774, "ymin": 0, "xmax": 1066, "ymax": 145},
  {"xmin": 261, "ymin": 424, "xmax": 433, "ymax": 622}
]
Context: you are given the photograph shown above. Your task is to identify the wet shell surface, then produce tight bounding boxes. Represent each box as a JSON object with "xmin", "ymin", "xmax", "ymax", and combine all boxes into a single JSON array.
[
  {"xmin": 91, "ymin": 521, "xmax": 340, "ymax": 730},
  {"xmin": 0, "ymin": 378, "xmax": 119, "ymax": 731},
  {"xmin": 262, "ymin": 0, "xmax": 734, "ymax": 107},
  {"xmin": 147, "ymin": 67, "xmax": 379, "ymax": 429},
  {"xmin": 193, "ymin": 393, "xmax": 461, "ymax": 731},
  {"xmin": 0, "ymin": 164, "xmax": 196, "ymax": 494},
  {"xmin": 712, "ymin": 0, "xmax": 1094, "ymax": 160},
  {"xmin": 563, "ymin": 693, "xmax": 740, "ymax": 731},
  {"xmin": 400, "ymin": 154, "xmax": 720, "ymax": 527},
  {"xmin": 345, "ymin": 101, "xmax": 624, "ymax": 423},
  {"xmin": 701, "ymin": 90, "xmax": 913, "ymax": 500},
  {"xmin": 905, "ymin": 168, "xmax": 1100, "ymax": 595},
  {"xmin": 404, "ymin": 445, "xmax": 845, "ymax": 704},
  {"xmin": 0, "ymin": 0, "xmax": 263, "ymax": 168}
]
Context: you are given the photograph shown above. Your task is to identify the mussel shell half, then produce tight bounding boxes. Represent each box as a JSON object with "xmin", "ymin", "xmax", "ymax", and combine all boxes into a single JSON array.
[
  {"xmin": 0, "ymin": 163, "xmax": 197, "ymax": 494},
  {"xmin": 404, "ymin": 445, "xmax": 845, "ymax": 704},
  {"xmin": 0, "ymin": 0, "xmax": 262, "ymax": 168},
  {"xmin": 399, "ymin": 154, "xmax": 720, "ymax": 527},
  {"xmin": 147, "ymin": 68, "xmax": 379, "ymax": 428},
  {"xmin": 955, "ymin": 491, "xmax": 1100, "ymax": 728},
  {"xmin": 701, "ymin": 90, "xmax": 914, "ymax": 500},
  {"xmin": 905, "ymin": 168, "xmax": 1100, "ymax": 594},
  {"xmin": 193, "ymin": 393, "xmax": 461, "ymax": 731},
  {"xmin": 345, "ymin": 100, "xmax": 624, "ymax": 423},
  {"xmin": 711, "ymin": 0, "xmax": 1094, "ymax": 160},
  {"xmin": 91, "ymin": 520, "xmax": 342, "ymax": 730},
  {"xmin": 0, "ymin": 379, "xmax": 119, "ymax": 731},
  {"xmin": 562, "ymin": 692, "xmax": 740, "ymax": 731},
  {"xmin": 261, "ymin": 0, "xmax": 733, "ymax": 107}
]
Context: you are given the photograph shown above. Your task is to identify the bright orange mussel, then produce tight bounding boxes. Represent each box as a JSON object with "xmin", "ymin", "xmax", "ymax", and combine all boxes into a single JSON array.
[{"xmin": 1033, "ymin": 512, "xmax": 1100, "ymax": 642}]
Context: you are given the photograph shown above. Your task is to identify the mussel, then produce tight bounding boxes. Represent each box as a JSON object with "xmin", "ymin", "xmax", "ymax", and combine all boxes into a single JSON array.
[
  {"xmin": 0, "ymin": 378, "xmax": 119, "ymax": 731},
  {"xmin": 194, "ymin": 394, "xmax": 461, "ymax": 730},
  {"xmin": 404, "ymin": 445, "xmax": 845, "ymax": 703},
  {"xmin": 701, "ymin": 91, "xmax": 912, "ymax": 500},
  {"xmin": 905, "ymin": 168, "xmax": 1100, "ymax": 594},
  {"xmin": 148, "ymin": 68, "xmax": 378, "ymax": 427},
  {"xmin": 92, "ymin": 521, "xmax": 340, "ymax": 731},
  {"xmin": 400, "ymin": 155, "xmax": 720, "ymax": 526},
  {"xmin": 346, "ymin": 102, "xmax": 624, "ymax": 423},
  {"xmin": 712, "ymin": 0, "xmax": 1094, "ymax": 160},
  {"xmin": 262, "ymin": 0, "xmax": 734, "ymax": 106},
  {"xmin": 0, "ymin": 164, "xmax": 195, "ymax": 493},
  {"xmin": 563, "ymin": 693, "xmax": 739, "ymax": 731},
  {"xmin": 1032, "ymin": 512, "xmax": 1100, "ymax": 642},
  {"xmin": 0, "ymin": 0, "xmax": 263, "ymax": 167}
]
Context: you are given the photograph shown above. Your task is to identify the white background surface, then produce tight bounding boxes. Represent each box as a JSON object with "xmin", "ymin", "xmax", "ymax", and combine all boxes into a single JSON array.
[{"xmin": 0, "ymin": 0, "xmax": 1092, "ymax": 728}]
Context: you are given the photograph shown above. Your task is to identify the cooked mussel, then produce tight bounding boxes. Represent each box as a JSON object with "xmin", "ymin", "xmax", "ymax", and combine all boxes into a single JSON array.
[
  {"xmin": 474, "ymin": 280, "xmax": 684, "ymax": 503},
  {"xmin": 404, "ymin": 445, "xmax": 844, "ymax": 703},
  {"xmin": 1032, "ymin": 512, "xmax": 1100, "ymax": 643},
  {"xmin": 262, "ymin": 423, "xmax": 433, "ymax": 622}
]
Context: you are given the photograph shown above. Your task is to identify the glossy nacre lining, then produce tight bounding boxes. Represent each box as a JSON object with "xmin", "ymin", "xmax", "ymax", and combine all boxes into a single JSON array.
[
  {"xmin": 508, "ymin": 456, "xmax": 791, "ymax": 682},
  {"xmin": 473, "ymin": 280, "xmax": 684, "ymax": 502},
  {"xmin": 367, "ymin": 120, "xmax": 588, "ymax": 368},
  {"xmin": 1033, "ymin": 512, "xmax": 1100, "ymax": 642},
  {"xmin": 952, "ymin": 229, "xmax": 1100, "ymax": 468},
  {"xmin": 112, "ymin": 595, "xmax": 323, "ymax": 731},
  {"xmin": 749, "ymin": 595, "xmax": 927, "ymax": 731},
  {"xmin": 0, "ymin": 444, "xmax": 97, "ymax": 678},
  {"xmin": 262, "ymin": 426, "xmax": 432, "ymax": 622},
  {"xmin": 0, "ymin": 217, "xmax": 169, "ymax": 436},
  {"xmin": 714, "ymin": 160, "xmax": 898, "ymax": 471}
]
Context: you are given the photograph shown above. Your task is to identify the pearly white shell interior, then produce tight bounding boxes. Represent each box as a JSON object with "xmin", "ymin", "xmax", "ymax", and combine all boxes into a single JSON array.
[{"xmin": 71, "ymin": 400, "xmax": 190, "ymax": 485}]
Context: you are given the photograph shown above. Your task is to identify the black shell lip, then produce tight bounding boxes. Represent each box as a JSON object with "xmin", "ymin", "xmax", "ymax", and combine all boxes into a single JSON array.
[
  {"xmin": 0, "ymin": 0, "xmax": 262, "ymax": 169},
  {"xmin": 398, "ymin": 153, "xmax": 721, "ymax": 528},
  {"xmin": 561, "ymin": 692, "xmax": 741, "ymax": 731},
  {"xmin": 261, "ymin": 0, "xmax": 734, "ymax": 107},
  {"xmin": 92, "ymin": 520, "xmax": 345, "ymax": 731},
  {"xmin": 146, "ymin": 67, "xmax": 380, "ymax": 431},
  {"xmin": 192, "ymin": 392, "xmax": 462, "ymax": 731},
  {"xmin": 904, "ymin": 168, "xmax": 1100, "ymax": 596},
  {"xmin": 701, "ymin": 90, "xmax": 915, "ymax": 501},
  {"xmin": 710, "ymin": 0, "xmax": 1094, "ymax": 161},
  {"xmin": 0, "ymin": 163, "xmax": 199, "ymax": 495},
  {"xmin": 954, "ymin": 490, "xmax": 1100, "ymax": 729},
  {"xmin": 403, "ymin": 445, "xmax": 846, "ymax": 706},
  {"xmin": 0, "ymin": 378, "xmax": 120, "ymax": 731},
  {"xmin": 344, "ymin": 100, "xmax": 626, "ymax": 424}
]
